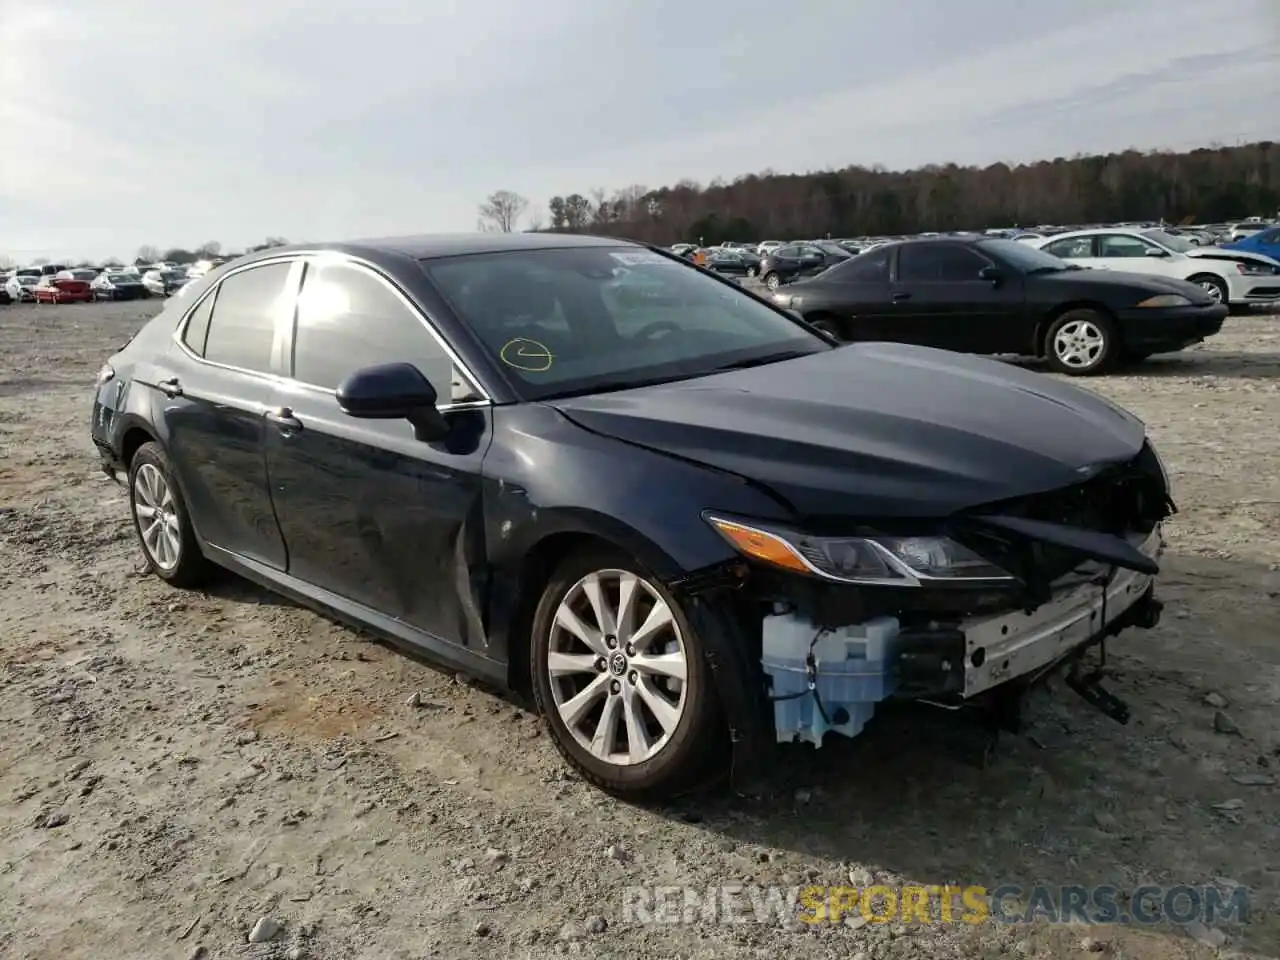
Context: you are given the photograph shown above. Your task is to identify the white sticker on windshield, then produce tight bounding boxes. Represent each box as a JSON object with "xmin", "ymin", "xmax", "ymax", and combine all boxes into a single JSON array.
[{"xmin": 610, "ymin": 251, "xmax": 674, "ymax": 266}]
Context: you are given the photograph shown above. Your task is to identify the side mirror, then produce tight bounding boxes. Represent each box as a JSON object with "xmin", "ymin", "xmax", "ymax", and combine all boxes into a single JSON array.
[
  {"xmin": 1143, "ymin": 248, "xmax": 1169, "ymax": 257},
  {"xmin": 336, "ymin": 362, "xmax": 450, "ymax": 442},
  {"xmin": 979, "ymin": 265, "xmax": 1003, "ymax": 284}
]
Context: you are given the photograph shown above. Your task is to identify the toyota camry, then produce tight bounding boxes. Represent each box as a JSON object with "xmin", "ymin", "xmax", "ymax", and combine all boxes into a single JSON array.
[{"xmin": 91, "ymin": 233, "xmax": 1171, "ymax": 799}]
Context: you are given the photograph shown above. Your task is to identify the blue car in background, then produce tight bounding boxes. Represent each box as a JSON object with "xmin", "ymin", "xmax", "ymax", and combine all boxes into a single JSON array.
[{"xmin": 1223, "ymin": 224, "xmax": 1280, "ymax": 262}]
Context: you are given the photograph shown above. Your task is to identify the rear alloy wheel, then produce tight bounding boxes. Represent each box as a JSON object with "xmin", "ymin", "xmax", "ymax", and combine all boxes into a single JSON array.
[
  {"xmin": 745, "ymin": 266, "xmax": 758, "ymax": 278},
  {"xmin": 1044, "ymin": 308, "xmax": 1119, "ymax": 375},
  {"xmin": 531, "ymin": 549, "xmax": 723, "ymax": 799},
  {"xmin": 1189, "ymin": 274, "xmax": 1228, "ymax": 305},
  {"xmin": 763, "ymin": 272, "xmax": 781, "ymax": 290},
  {"xmin": 128, "ymin": 442, "xmax": 212, "ymax": 587}
]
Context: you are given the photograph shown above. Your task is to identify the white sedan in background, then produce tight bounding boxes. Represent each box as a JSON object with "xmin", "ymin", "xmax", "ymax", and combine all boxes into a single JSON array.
[
  {"xmin": 141, "ymin": 269, "xmax": 190, "ymax": 297},
  {"xmin": 1032, "ymin": 228, "xmax": 1280, "ymax": 309},
  {"xmin": 5, "ymin": 274, "xmax": 41, "ymax": 302}
]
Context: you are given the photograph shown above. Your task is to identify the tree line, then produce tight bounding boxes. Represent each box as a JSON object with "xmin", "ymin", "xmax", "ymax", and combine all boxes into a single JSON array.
[{"xmin": 476, "ymin": 141, "xmax": 1280, "ymax": 244}]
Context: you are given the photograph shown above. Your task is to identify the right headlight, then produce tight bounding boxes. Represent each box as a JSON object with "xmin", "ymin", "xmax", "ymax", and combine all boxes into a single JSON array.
[
  {"xmin": 1134, "ymin": 294, "xmax": 1191, "ymax": 308},
  {"xmin": 704, "ymin": 514, "xmax": 1015, "ymax": 586}
]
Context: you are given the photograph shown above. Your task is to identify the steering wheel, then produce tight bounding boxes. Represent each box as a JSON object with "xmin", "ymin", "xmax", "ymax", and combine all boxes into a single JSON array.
[{"xmin": 631, "ymin": 320, "xmax": 682, "ymax": 341}]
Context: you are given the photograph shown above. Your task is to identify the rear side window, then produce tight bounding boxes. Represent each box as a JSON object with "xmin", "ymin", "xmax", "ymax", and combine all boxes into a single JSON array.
[
  {"xmin": 181, "ymin": 291, "xmax": 216, "ymax": 357},
  {"xmin": 898, "ymin": 244, "xmax": 990, "ymax": 282},
  {"xmin": 1044, "ymin": 237, "xmax": 1093, "ymax": 259},
  {"xmin": 202, "ymin": 262, "xmax": 294, "ymax": 373},
  {"xmin": 827, "ymin": 247, "xmax": 890, "ymax": 282},
  {"xmin": 291, "ymin": 260, "xmax": 463, "ymax": 400}
]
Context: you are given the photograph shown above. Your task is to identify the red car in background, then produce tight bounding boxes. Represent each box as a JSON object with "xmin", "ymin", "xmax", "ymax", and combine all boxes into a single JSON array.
[{"xmin": 34, "ymin": 270, "xmax": 94, "ymax": 304}]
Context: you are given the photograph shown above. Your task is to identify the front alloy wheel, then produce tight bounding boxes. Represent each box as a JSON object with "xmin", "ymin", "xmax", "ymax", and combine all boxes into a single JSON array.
[
  {"xmin": 764, "ymin": 272, "xmax": 781, "ymax": 290},
  {"xmin": 1044, "ymin": 308, "xmax": 1119, "ymax": 375},
  {"xmin": 531, "ymin": 550, "xmax": 723, "ymax": 798}
]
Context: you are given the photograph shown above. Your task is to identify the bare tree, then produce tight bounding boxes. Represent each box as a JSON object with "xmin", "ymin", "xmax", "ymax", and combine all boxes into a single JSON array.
[
  {"xmin": 0, "ymin": 254, "xmax": 14, "ymax": 269},
  {"xmin": 196, "ymin": 240, "xmax": 221, "ymax": 257},
  {"xmin": 136, "ymin": 245, "xmax": 160, "ymax": 263},
  {"xmin": 477, "ymin": 190, "xmax": 529, "ymax": 233}
]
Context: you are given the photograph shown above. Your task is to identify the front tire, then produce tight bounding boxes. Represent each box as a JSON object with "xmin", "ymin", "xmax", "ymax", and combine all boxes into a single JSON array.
[
  {"xmin": 530, "ymin": 547, "xmax": 724, "ymax": 800},
  {"xmin": 128, "ymin": 442, "xmax": 211, "ymax": 587},
  {"xmin": 1189, "ymin": 274, "xmax": 1228, "ymax": 305},
  {"xmin": 763, "ymin": 272, "xmax": 781, "ymax": 290},
  {"xmin": 1044, "ymin": 308, "xmax": 1120, "ymax": 375}
]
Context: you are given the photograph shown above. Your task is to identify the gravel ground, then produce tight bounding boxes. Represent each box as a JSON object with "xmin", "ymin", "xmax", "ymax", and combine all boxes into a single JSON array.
[{"xmin": 1, "ymin": 299, "xmax": 1278, "ymax": 960}]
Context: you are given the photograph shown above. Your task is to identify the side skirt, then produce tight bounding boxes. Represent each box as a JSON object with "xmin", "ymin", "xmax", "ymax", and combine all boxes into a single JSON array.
[{"xmin": 203, "ymin": 543, "xmax": 508, "ymax": 686}]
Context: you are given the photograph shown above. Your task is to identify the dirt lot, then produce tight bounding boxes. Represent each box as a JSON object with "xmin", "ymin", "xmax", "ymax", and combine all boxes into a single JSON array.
[{"xmin": 1, "ymin": 299, "xmax": 1278, "ymax": 960}]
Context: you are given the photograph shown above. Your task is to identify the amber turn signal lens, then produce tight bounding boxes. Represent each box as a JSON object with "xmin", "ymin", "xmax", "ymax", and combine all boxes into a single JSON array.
[{"xmin": 708, "ymin": 518, "xmax": 810, "ymax": 574}]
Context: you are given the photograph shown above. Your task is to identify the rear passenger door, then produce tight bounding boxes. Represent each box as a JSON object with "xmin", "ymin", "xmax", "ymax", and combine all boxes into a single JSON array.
[
  {"xmin": 264, "ymin": 256, "xmax": 494, "ymax": 653},
  {"xmin": 161, "ymin": 259, "xmax": 302, "ymax": 569}
]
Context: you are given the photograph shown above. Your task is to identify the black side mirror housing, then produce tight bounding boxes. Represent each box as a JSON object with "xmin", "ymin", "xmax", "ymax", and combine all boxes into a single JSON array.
[
  {"xmin": 336, "ymin": 362, "xmax": 450, "ymax": 442},
  {"xmin": 979, "ymin": 265, "xmax": 1003, "ymax": 284}
]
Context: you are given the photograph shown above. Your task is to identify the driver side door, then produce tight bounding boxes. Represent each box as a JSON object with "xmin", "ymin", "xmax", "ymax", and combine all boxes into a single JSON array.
[{"xmin": 263, "ymin": 256, "xmax": 496, "ymax": 654}]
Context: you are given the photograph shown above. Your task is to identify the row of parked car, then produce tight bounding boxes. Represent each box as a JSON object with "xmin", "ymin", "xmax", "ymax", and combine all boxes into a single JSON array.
[
  {"xmin": 0, "ymin": 259, "xmax": 226, "ymax": 305},
  {"xmin": 677, "ymin": 222, "xmax": 1280, "ymax": 311}
]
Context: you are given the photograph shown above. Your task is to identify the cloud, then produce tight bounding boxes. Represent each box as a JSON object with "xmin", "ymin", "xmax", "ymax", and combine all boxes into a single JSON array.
[{"xmin": 0, "ymin": 0, "xmax": 1276, "ymax": 261}]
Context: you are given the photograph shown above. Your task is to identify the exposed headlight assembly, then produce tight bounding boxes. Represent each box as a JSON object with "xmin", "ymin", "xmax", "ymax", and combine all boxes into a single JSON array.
[
  {"xmin": 1134, "ymin": 294, "xmax": 1191, "ymax": 308},
  {"xmin": 705, "ymin": 514, "xmax": 1015, "ymax": 586}
]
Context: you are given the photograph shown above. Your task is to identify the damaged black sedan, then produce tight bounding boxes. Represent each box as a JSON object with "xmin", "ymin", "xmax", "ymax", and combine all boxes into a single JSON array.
[{"xmin": 90, "ymin": 234, "xmax": 1171, "ymax": 800}]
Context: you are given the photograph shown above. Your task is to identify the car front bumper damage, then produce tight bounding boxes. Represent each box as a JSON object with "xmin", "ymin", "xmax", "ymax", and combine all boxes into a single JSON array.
[{"xmin": 758, "ymin": 527, "xmax": 1164, "ymax": 748}]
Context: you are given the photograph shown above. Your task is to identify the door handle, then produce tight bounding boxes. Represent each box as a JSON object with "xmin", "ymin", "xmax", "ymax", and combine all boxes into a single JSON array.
[
  {"xmin": 892, "ymin": 292, "xmax": 912, "ymax": 301},
  {"xmin": 265, "ymin": 407, "xmax": 303, "ymax": 432},
  {"xmin": 157, "ymin": 376, "xmax": 182, "ymax": 397}
]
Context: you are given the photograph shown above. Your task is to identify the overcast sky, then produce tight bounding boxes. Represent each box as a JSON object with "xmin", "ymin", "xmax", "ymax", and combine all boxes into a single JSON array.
[{"xmin": 1, "ymin": 0, "xmax": 1276, "ymax": 262}]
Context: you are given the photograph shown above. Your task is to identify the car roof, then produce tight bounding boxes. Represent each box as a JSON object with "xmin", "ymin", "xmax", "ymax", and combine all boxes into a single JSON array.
[
  {"xmin": 1042, "ymin": 227, "xmax": 1149, "ymax": 240},
  {"xmin": 235, "ymin": 232, "xmax": 639, "ymax": 267}
]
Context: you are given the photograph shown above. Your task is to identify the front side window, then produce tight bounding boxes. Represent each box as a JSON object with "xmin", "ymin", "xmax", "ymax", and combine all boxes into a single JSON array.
[
  {"xmin": 825, "ymin": 247, "xmax": 890, "ymax": 282},
  {"xmin": 422, "ymin": 247, "xmax": 828, "ymax": 400},
  {"xmin": 1098, "ymin": 234, "xmax": 1157, "ymax": 258},
  {"xmin": 201, "ymin": 262, "xmax": 294, "ymax": 373},
  {"xmin": 292, "ymin": 260, "xmax": 471, "ymax": 401}
]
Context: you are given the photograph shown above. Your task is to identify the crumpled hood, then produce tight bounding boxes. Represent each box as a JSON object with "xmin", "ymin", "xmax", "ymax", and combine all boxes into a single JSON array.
[
  {"xmin": 550, "ymin": 343, "xmax": 1146, "ymax": 520},
  {"xmin": 1186, "ymin": 246, "xmax": 1280, "ymax": 269}
]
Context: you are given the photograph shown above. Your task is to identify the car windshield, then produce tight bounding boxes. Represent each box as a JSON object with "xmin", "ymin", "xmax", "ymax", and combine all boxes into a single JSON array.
[
  {"xmin": 19, "ymin": 276, "xmax": 39, "ymax": 286},
  {"xmin": 1141, "ymin": 229, "xmax": 1196, "ymax": 252},
  {"xmin": 108, "ymin": 274, "xmax": 133, "ymax": 282},
  {"xmin": 813, "ymin": 242, "xmax": 848, "ymax": 256},
  {"xmin": 421, "ymin": 246, "xmax": 830, "ymax": 401},
  {"xmin": 978, "ymin": 238, "xmax": 1073, "ymax": 272},
  {"xmin": 162, "ymin": 270, "xmax": 186, "ymax": 280},
  {"xmin": 71, "ymin": 270, "xmax": 96, "ymax": 281}
]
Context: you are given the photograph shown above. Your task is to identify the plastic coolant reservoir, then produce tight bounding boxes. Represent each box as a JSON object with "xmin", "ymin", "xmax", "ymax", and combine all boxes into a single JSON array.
[{"xmin": 761, "ymin": 613, "xmax": 900, "ymax": 747}]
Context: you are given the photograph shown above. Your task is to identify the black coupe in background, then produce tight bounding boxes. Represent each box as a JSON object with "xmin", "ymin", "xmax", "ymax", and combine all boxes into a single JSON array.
[
  {"xmin": 92, "ymin": 233, "xmax": 1171, "ymax": 799},
  {"xmin": 771, "ymin": 237, "xmax": 1227, "ymax": 374}
]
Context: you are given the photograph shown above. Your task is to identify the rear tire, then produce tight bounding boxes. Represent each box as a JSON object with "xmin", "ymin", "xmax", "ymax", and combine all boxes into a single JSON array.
[
  {"xmin": 128, "ymin": 442, "xmax": 212, "ymax": 588},
  {"xmin": 1044, "ymin": 308, "xmax": 1120, "ymax": 375},
  {"xmin": 530, "ymin": 547, "xmax": 725, "ymax": 800}
]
